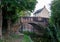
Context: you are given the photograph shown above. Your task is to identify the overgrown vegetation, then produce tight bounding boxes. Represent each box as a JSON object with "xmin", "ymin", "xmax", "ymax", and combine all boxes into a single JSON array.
[
  {"xmin": 0, "ymin": 34, "xmax": 33, "ymax": 42},
  {"xmin": 0, "ymin": 0, "xmax": 60, "ymax": 42}
]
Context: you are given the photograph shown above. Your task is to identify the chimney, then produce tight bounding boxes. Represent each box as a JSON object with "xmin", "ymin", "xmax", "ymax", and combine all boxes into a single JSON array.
[{"xmin": 44, "ymin": 5, "xmax": 45, "ymax": 8}]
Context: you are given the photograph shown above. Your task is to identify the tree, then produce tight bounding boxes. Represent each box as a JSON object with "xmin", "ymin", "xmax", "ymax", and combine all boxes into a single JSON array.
[
  {"xmin": 1, "ymin": 0, "xmax": 37, "ymax": 36},
  {"xmin": 48, "ymin": 0, "xmax": 60, "ymax": 42}
]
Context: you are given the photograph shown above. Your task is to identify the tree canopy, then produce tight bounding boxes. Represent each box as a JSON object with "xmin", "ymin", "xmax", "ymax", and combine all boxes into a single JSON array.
[{"xmin": 1, "ymin": 0, "xmax": 37, "ymax": 23}]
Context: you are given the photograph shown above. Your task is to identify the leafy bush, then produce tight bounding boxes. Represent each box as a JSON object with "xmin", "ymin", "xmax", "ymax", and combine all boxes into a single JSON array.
[
  {"xmin": 22, "ymin": 35, "xmax": 33, "ymax": 42},
  {"xmin": 22, "ymin": 31, "xmax": 34, "ymax": 35}
]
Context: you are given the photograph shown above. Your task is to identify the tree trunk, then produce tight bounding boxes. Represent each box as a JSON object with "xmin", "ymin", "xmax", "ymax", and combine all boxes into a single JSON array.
[
  {"xmin": 2, "ymin": 4, "xmax": 9, "ymax": 37},
  {"xmin": 0, "ymin": 7, "xmax": 2, "ymax": 39}
]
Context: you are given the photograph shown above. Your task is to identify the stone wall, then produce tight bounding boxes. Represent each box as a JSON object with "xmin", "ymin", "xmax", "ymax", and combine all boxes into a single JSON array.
[{"xmin": 20, "ymin": 17, "xmax": 49, "ymax": 32}]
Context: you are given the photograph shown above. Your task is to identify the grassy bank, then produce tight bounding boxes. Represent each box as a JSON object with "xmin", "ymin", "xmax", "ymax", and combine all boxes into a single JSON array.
[{"xmin": 22, "ymin": 35, "xmax": 33, "ymax": 42}]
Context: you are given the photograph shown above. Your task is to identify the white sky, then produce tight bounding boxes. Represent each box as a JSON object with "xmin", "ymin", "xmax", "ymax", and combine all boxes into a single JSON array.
[{"xmin": 34, "ymin": 0, "xmax": 53, "ymax": 12}]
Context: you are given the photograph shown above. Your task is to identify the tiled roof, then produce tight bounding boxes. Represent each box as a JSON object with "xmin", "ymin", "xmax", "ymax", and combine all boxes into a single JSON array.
[{"xmin": 34, "ymin": 8, "xmax": 44, "ymax": 14}]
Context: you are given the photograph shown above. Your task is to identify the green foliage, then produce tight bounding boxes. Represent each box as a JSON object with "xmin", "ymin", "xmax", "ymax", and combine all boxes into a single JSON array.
[
  {"xmin": 1, "ymin": 0, "xmax": 37, "ymax": 23},
  {"xmin": 50, "ymin": 0, "xmax": 60, "ymax": 42},
  {"xmin": 44, "ymin": 24, "xmax": 58, "ymax": 42},
  {"xmin": 22, "ymin": 35, "xmax": 33, "ymax": 42},
  {"xmin": 0, "ymin": 39, "xmax": 3, "ymax": 42},
  {"xmin": 51, "ymin": 0, "xmax": 60, "ymax": 26},
  {"xmin": 22, "ymin": 31, "xmax": 35, "ymax": 36},
  {"xmin": 1, "ymin": 0, "xmax": 37, "ymax": 13}
]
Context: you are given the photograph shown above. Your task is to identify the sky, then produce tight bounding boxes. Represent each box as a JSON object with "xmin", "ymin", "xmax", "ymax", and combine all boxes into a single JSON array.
[{"xmin": 34, "ymin": 0, "xmax": 53, "ymax": 12}]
